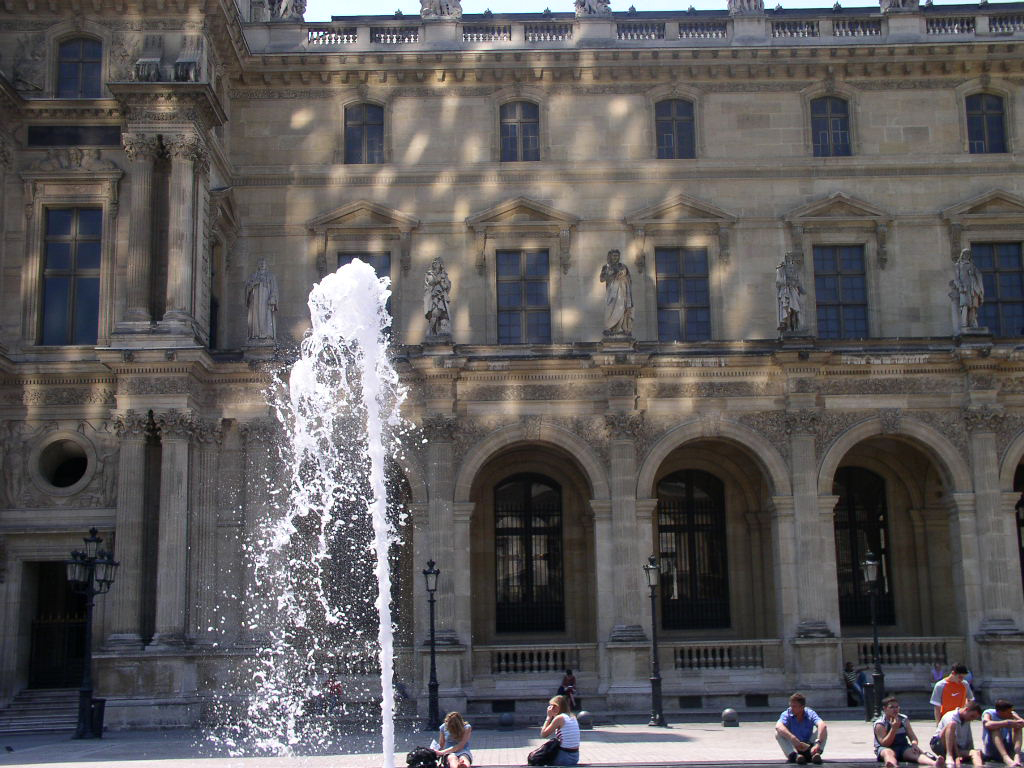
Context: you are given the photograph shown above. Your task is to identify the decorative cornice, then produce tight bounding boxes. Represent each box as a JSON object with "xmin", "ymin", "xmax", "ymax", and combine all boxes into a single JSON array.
[{"xmin": 108, "ymin": 82, "xmax": 227, "ymax": 132}]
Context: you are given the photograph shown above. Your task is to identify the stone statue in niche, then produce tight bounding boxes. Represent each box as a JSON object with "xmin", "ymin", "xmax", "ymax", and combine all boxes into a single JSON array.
[
  {"xmin": 728, "ymin": 0, "xmax": 765, "ymax": 13},
  {"xmin": 245, "ymin": 259, "xmax": 279, "ymax": 346},
  {"xmin": 424, "ymin": 257, "xmax": 452, "ymax": 339},
  {"xmin": 94, "ymin": 443, "xmax": 120, "ymax": 506},
  {"xmin": 952, "ymin": 247, "xmax": 985, "ymax": 332},
  {"xmin": 269, "ymin": 0, "xmax": 306, "ymax": 20},
  {"xmin": 600, "ymin": 249, "xmax": 633, "ymax": 336},
  {"xmin": 776, "ymin": 251, "xmax": 806, "ymax": 333},
  {"xmin": 575, "ymin": 0, "xmax": 611, "ymax": 15},
  {"xmin": 420, "ymin": 0, "xmax": 462, "ymax": 18}
]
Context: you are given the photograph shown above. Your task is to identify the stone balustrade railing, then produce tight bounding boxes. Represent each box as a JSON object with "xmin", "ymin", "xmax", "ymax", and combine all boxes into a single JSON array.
[
  {"xmin": 842, "ymin": 637, "xmax": 965, "ymax": 668},
  {"xmin": 476, "ymin": 644, "xmax": 596, "ymax": 675},
  {"xmin": 259, "ymin": 8, "xmax": 1024, "ymax": 54},
  {"xmin": 671, "ymin": 639, "xmax": 784, "ymax": 670}
]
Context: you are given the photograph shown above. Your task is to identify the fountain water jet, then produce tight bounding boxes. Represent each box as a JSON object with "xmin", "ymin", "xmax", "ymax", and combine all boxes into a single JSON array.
[{"xmin": 224, "ymin": 259, "xmax": 405, "ymax": 764}]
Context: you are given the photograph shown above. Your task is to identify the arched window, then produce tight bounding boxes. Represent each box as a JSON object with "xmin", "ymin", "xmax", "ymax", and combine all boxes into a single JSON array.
[
  {"xmin": 656, "ymin": 470, "xmax": 729, "ymax": 629},
  {"xmin": 499, "ymin": 101, "xmax": 540, "ymax": 162},
  {"xmin": 344, "ymin": 103, "xmax": 385, "ymax": 164},
  {"xmin": 810, "ymin": 96, "xmax": 851, "ymax": 157},
  {"xmin": 834, "ymin": 466, "xmax": 894, "ymax": 626},
  {"xmin": 966, "ymin": 93, "xmax": 1008, "ymax": 154},
  {"xmin": 57, "ymin": 38, "xmax": 102, "ymax": 99},
  {"xmin": 655, "ymin": 99, "xmax": 696, "ymax": 159},
  {"xmin": 494, "ymin": 474, "xmax": 563, "ymax": 632}
]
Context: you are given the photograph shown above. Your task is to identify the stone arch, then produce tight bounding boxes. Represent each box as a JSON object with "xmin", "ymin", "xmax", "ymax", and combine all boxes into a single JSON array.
[
  {"xmin": 636, "ymin": 417, "xmax": 792, "ymax": 499},
  {"xmin": 817, "ymin": 416, "xmax": 971, "ymax": 496},
  {"xmin": 999, "ymin": 430, "xmax": 1024, "ymax": 491},
  {"xmin": 453, "ymin": 421, "xmax": 609, "ymax": 503}
]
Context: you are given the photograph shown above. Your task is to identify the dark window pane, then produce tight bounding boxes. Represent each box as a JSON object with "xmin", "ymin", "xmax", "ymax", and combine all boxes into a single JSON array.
[
  {"xmin": 973, "ymin": 245, "xmax": 995, "ymax": 269},
  {"xmin": 498, "ymin": 311, "xmax": 521, "ymax": 344},
  {"xmin": 73, "ymin": 277, "xmax": 100, "ymax": 345},
  {"xmin": 999, "ymin": 244, "xmax": 1022, "ymax": 269},
  {"xmin": 365, "ymin": 125, "xmax": 384, "ymax": 163},
  {"xmin": 497, "ymin": 282, "xmax": 521, "ymax": 309},
  {"xmin": 525, "ymin": 311, "xmax": 550, "ymax": 343},
  {"xmin": 810, "ymin": 97, "xmax": 829, "ymax": 115},
  {"xmin": 81, "ymin": 63, "xmax": 102, "ymax": 98},
  {"xmin": 46, "ymin": 243, "xmax": 72, "ymax": 270},
  {"xmin": 657, "ymin": 280, "xmax": 681, "ymax": 306},
  {"xmin": 521, "ymin": 102, "xmax": 539, "ymax": 120},
  {"xmin": 655, "ymin": 249, "xmax": 679, "ymax": 276},
  {"xmin": 499, "ymin": 102, "xmax": 515, "ymax": 120},
  {"xmin": 521, "ymin": 124, "xmax": 540, "ymax": 161},
  {"xmin": 655, "ymin": 100, "xmax": 672, "ymax": 118},
  {"xmin": 83, "ymin": 39, "xmax": 102, "ymax": 58},
  {"xmin": 76, "ymin": 241, "xmax": 101, "ymax": 270},
  {"xmin": 835, "ymin": 467, "xmax": 895, "ymax": 626},
  {"xmin": 59, "ymin": 40, "xmax": 81, "ymax": 58},
  {"xmin": 57, "ymin": 63, "xmax": 79, "ymax": 97},
  {"xmin": 525, "ymin": 251, "xmax": 548, "ymax": 277},
  {"xmin": 685, "ymin": 308, "xmax": 711, "ymax": 341},
  {"xmin": 658, "ymin": 310, "xmax": 681, "ymax": 342},
  {"xmin": 345, "ymin": 124, "xmax": 364, "ymax": 163},
  {"xmin": 47, "ymin": 209, "xmax": 73, "ymax": 236},
  {"xmin": 497, "ymin": 251, "xmax": 521, "ymax": 278},
  {"xmin": 816, "ymin": 275, "xmax": 838, "ymax": 302},
  {"xmin": 525, "ymin": 281, "xmax": 547, "ymax": 307},
  {"xmin": 682, "ymin": 278, "xmax": 708, "ymax": 305},
  {"xmin": 78, "ymin": 209, "xmax": 102, "ymax": 237},
  {"xmin": 42, "ymin": 277, "xmax": 70, "ymax": 345},
  {"xmin": 27, "ymin": 125, "xmax": 121, "ymax": 147},
  {"xmin": 365, "ymin": 104, "xmax": 383, "ymax": 123},
  {"xmin": 682, "ymin": 249, "xmax": 708, "ymax": 275}
]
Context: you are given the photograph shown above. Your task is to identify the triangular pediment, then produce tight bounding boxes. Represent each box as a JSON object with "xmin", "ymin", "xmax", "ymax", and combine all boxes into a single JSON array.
[
  {"xmin": 466, "ymin": 197, "xmax": 579, "ymax": 228},
  {"xmin": 307, "ymin": 200, "xmax": 420, "ymax": 232},
  {"xmin": 784, "ymin": 192, "xmax": 889, "ymax": 222},
  {"xmin": 624, "ymin": 193, "xmax": 736, "ymax": 226},
  {"xmin": 942, "ymin": 189, "xmax": 1024, "ymax": 220}
]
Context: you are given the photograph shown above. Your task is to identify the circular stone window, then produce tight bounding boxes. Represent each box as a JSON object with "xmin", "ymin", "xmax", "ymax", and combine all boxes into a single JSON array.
[{"xmin": 38, "ymin": 439, "xmax": 89, "ymax": 489}]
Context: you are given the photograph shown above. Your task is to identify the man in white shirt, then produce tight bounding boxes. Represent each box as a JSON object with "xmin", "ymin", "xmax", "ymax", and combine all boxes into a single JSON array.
[{"xmin": 930, "ymin": 702, "xmax": 983, "ymax": 768}]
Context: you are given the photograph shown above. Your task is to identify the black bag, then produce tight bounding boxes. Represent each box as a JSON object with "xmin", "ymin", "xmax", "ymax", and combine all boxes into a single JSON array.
[
  {"xmin": 407, "ymin": 747, "xmax": 439, "ymax": 768},
  {"xmin": 527, "ymin": 738, "xmax": 561, "ymax": 766}
]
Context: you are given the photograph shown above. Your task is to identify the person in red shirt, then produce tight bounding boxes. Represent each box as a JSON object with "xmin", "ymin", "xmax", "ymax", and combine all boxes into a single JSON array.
[{"xmin": 931, "ymin": 663, "xmax": 975, "ymax": 723}]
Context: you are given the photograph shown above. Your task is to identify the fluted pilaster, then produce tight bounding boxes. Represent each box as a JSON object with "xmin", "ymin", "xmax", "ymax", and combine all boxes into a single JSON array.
[{"xmin": 121, "ymin": 132, "xmax": 161, "ymax": 324}]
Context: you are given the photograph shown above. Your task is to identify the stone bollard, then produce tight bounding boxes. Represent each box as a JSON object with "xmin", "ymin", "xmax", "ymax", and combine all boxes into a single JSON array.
[
  {"xmin": 577, "ymin": 710, "xmax": 594, "ymax": 730},
  {"xmin": 722, "ymin": 708, "xmax": 739, "ymax": 727},
  {"xmin": 499, "ymin": 712, "xmax": 515, "ymax": 730}
]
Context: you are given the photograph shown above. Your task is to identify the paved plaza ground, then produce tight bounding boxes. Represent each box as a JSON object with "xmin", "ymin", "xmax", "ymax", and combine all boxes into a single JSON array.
[{"xmin": 0, "ymin": 717, "xmax": 910, "ymax": 768}]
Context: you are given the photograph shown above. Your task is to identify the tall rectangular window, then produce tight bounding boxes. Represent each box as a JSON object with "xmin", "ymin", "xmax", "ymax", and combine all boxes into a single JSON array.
[
  {"xmin": 811, "ymin": 96, "xmax": 852, "ymax": 157},
  {"xmin": 655, "ymin": 99, "xmax": 696, "ymax": 159},
  {"xmin": 496, "ymin": 249, "xmax": 551, "ymax": 344},
  {"xmin": 344, "ymin": 104, "xmax": 384, "ymax": 164},
  {"xmin": 499, "ymin": 101, "xmax": 540, "ymax": 162},
  {"xmin": 655, "ymin": 247, "xmax": 711, "ymax": 342},
  {"xmin": 966, "ymin": 94, "xmax": 1007, "ymax": 154},
  {"xmin": 814, "ymin": 245, "xmax": 868, "ymax": 339},
  {"xmin": 57, "ymin": 38, "xmax": 102, "ymax": 99},
  {"xmin": 41, "ymin": 208, "xmax": 101, "ymax": 346},
  {"xmin": 974, "ymin": 242, "xmax": 1024, "ymax": 337}
]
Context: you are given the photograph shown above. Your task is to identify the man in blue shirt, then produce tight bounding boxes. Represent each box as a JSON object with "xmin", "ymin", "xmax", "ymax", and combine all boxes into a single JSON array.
[
  {"xmin": 776, "ymin": 692, "xmax": 829, "ymax": 764},
  {"xmin": 982, "ymin": 700, "xmax": 1024, "ymax": 766}
]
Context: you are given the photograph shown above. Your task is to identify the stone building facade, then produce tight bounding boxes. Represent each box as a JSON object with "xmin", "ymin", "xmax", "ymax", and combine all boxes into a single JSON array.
[{"xmin": 2, "ymin": 0, "xmax": 1024, "ymax": 728}]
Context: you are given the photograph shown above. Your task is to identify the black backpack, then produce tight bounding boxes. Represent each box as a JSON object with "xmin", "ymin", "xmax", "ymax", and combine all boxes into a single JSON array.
[{"xmin": 407, "ymin": 747, "xmax": 439, "ymax": 768}]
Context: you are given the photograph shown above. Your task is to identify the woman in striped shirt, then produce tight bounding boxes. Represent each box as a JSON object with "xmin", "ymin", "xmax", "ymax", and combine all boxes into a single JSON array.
[{"xmin": 541, "ymin": 695, "xmax": 581, "ymax": 766}]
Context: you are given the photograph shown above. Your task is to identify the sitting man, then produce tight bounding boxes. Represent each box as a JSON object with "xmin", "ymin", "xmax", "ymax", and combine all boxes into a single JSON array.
[
  {"xmin": 845, "ymin": 662, "xmax": 867, "ymax": 706},
  {"xmin": 930, "ymin": 701, "xmax": 983, "ymax": 768},
  {"xmin": 776, "ymin": 692, "xmax": 828, "ymax": 764},
  {"xmin": 982, "ymin": 700, "xmax": 1024, "ymax": 767},
  {"xmin": 874, "ymin": 696, "xmax": 937, "ymax": 767}
]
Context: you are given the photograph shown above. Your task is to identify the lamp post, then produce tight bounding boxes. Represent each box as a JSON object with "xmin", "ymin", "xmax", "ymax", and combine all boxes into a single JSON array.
[
  {"xmin": 65, "ymin": 528, "xmax": 119, "ymax": 739},
  {"xmin": 643, "ymin": 555, "xmax": 667, "ymax": 727},
  {"xmin": 862, "ymin": 550, "xmax": 884, "ymax": 719},
  {"xmin": 423, "ymin": 559, "xmax": 440, "ymax": 732}
]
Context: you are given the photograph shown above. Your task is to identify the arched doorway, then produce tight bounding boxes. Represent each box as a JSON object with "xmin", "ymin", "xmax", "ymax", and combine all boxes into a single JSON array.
[{"xmin": 656, "ymin": 469, "xmax": 729, "ymax": 630}]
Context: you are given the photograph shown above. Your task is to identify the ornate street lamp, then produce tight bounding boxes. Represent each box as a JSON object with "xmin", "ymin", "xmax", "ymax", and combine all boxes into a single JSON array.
[
  {"xmin": 643, "ymin": 555, "xmax": 667, "ymax": 727},
  {"xmin": 862, "ymin": 550, "xmax": 884, "ymax": 719},
  {"xmin": 422, "ymin": 559, "xmax": 440, "ymax": 731},
  {"xmin": 66, "ymin": 528, "xmax": 119, "ymax": 739}
]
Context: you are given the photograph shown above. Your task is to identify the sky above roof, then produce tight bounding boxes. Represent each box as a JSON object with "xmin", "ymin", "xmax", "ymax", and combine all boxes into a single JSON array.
[{"xmin": 304, "ymin": 0, "xmax": 1012, "ymax": 21}]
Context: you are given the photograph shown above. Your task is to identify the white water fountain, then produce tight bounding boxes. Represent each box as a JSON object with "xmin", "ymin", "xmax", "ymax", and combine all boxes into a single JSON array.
[{"xmin": 220, "ymin": 259, "xmax": 406, "ymax": 764}]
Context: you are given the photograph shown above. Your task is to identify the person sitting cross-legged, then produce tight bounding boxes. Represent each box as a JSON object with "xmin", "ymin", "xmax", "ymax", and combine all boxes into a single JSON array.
[
  {"xmin": 930, "ymin": 701, "xmax": 984, "ymax": 768},
  {"xmin": 982, "ymin": 700, "xmax": 1024, "ymax": 767},
  {"xmin": 874, "ymin": 696, "xmax": 938, "ymax": 768},
  {"xmin": 776, "ymin": 692, "xmax": 828, "ymax": 764}
]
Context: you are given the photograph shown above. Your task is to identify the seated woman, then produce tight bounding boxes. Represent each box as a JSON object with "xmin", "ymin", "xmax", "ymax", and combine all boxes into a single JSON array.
[
  {"xmin": 436, "ymin": 711, "xmax": 473, "ymax": 768},
  {"xmin": 874, "ymin": 697, "xmax": 937, "ymax": 768},
  {"xmin": 541, "ymin": 695, "xmax": 581, "ymax": 766}
]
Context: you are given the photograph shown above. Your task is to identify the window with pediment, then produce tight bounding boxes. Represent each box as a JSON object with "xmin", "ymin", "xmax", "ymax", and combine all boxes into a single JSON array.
[
  {"xmin": 973, "ymin": 242, "xmax": 1024, "ymax": 336},
  {"xmin": 655, "ymin": 247, "xmax": 711, "ymax": 342},
  {"xmin": 57, "ymin": 38, "xmax": 103, "ymax": 98},
  {"xmin": 41, "ymin": 208, "xmax": 101, "ymax": 346},
  {"xmin": 813, "ymin": 245, "xmax": 869, "ymax": 340},
  {"xmin": 497, "ymin": 249, "xmax": 551, "ymax": 344}
]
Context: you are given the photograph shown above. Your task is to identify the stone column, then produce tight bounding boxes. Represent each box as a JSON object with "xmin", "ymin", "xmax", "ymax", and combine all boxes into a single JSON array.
[
  {"xmin": 634, "ymin": 497, "xmax": 658, "ymax": 635},
  {"xmin": 787, "ymin": 410, "xmax": 841, "ymax": 637},
  {"xmin": 908, "ymin": 508, "xmax": 933, "ymax": 635},
  {"xmin": 947, "ymin": 492, "xmax": 984, "ymax": 646},
  {"xmin": 149, "ymin": 411, "xmax": 194, "ymax": 648},
  {"xmin": 121, "ymin": 132, "xmax": 160, "ymax": 324},
  {"xmin": 423, "ymin": 416, "xmax": 458, "ymax": 644},
  {"xmin": 964, "ymin": 407, "xmax": 1024, "ymax": 634},
  {"xmin": 606, "ymin": 414, "xmax": 647, "ymax": 641},
  {"xmin": 590, "ymin": 500, "xmax": 615, "ymax": 642},
  {"xmin": 163, "ymin": 132, "xmax": 206, "ymax": 326},
  {"xmin": 106, "ymin": 410, "xmax": 151, "ymax": 648},
  {"xmin": 238, "ymin": 419, "xmax": 275, "ymax": 644},
  {"xmin": 188, "ymin": 418, "xmax": 222, "ymax": 643},
  {"xmin": 452, "ymin": 502, "xmax": 474, "ymax": 646}
]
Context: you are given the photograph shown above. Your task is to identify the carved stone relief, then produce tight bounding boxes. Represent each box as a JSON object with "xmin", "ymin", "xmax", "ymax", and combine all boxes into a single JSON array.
[
  {"xmin": 22, "ymin": 387, "xmax": 116, "ymax": 406},
  {"xmin": 907, "ymin": 410, "xmax": 969, "ymax": 463},
  {"xmin": 421, "ymin": 414, "xmax": 458, "ymax": 442},
  {"xmin": 646, "ymin": 379, "xmax": 781, "ymax": 398},
  {"xmin": 26, "ymin": 148, "xmax": 120, "ymax": 172},
  {"xmin": 736, "ymin": 411, "xmax": 792, "ymax": 463},
  {"xmin": 110, "ymin": 32, "xmax": 143, "ymax": 81},
  {"xmin": 996, "ymin": 414, "xmax": 1024, "ymax": 465},
  {"xmin": 962, "ymin": 405, "xmax": 1005, "ymax": 434},
  {"xmin": 798, "ymin": 376, "xmax": 963, "ymax": 395},
  {"xmin": 12, "ymin": 33, "xmax": 44, "ymax": 92}
]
